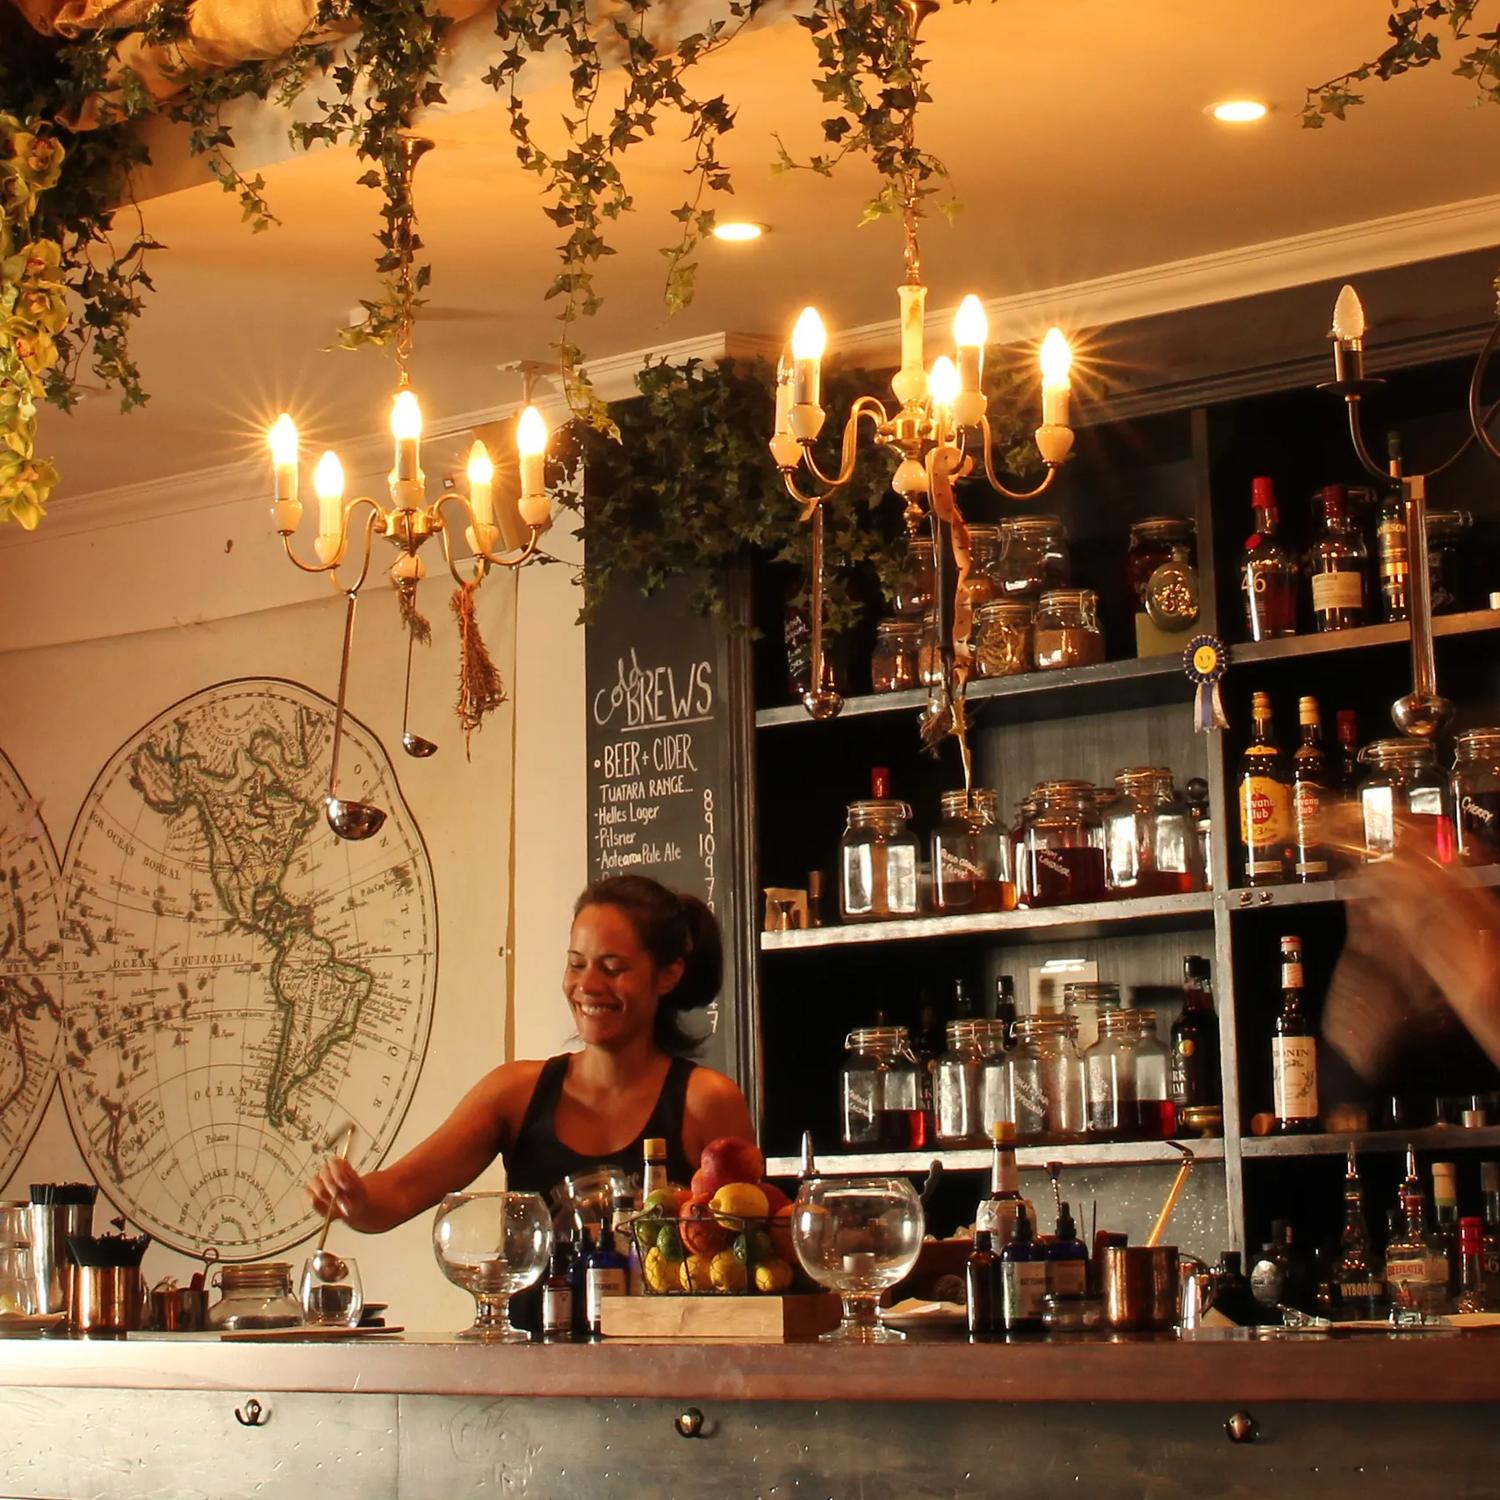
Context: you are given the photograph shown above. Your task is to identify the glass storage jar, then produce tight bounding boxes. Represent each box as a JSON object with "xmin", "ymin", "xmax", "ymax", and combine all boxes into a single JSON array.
[
  {"xmin": 1126, "ymin": 517, "xmax": 1197, "ymax": 604},
  {"xmin": 1061, "ymin": 980, "xmax": 1122, "ymax": 1037},
  {"xmin": 1024, "ymin": 781, "xmax": 1107, "ymax": 907},
  {"xmin": 972, "ymin": 601, "xmax": 1033, "ymax": 679},
  {"xmin": 1426, "ymin": 509, "xmax": 1473, "ymax": 614},
  {"xmin": 891, "ymin": 534, "xmax": 936, "ymax": 617},
  {"xmin": 932, "ymin": 788, "xmax": 1014, "ymax": 913},
  {"xmin": 976, "ymin": 1019, "xmax": 1012, "ymax": 1138},
  {"xmin": 1131, "ymin": 1011, "xmax": 1175, "ymax": 1141},
  {"xmin": 1008, "ymin": 1014, "xmax": 1089, "ymax": 1144},
  {"xmin": 953, "ymin": 525, "xmax": 1006, "ymax": 662},
  {"xmin": 1453, "ymin": 727, "xmax": 1500, "ymax": 865},
  {"xmin": 207, "ymin": 1263, "xmax": 302, "ymax": 1330},
  {"xmin": 997, "ymin": 515, "xmax": 1070, "ymax": 599},
  {"xmin": 840, "ymin": 799, "xmax": 921, "ymax": 919},
  {"xmin": 1358, "ymin": 737, "xmax": 1455, "ymax": 865},
  {"xmin": 839, "ymin": 1025, "xmax": 924, "ymax": 1149},
  {"xmin": 1083, "ymin": 1008, "xmax": 1143, "ymax": 1139},
  {"xmin": 1102, "ymin": 767, "xmax": 1206, "ymax": 897},
  {"xmin": 1033, "ymin": 588, "xmax": 1105, "ymax": 671},
  {"xmin": 917, "ymin": 611, "xmax": 943, "ymax": 688},
  {"xmin": 870, "ymin": 617, "xmax": 922, "ymax": 694},
  {"xmin": 933, "ymin": 1020, "xmax": 989, "ymax": 1147}
]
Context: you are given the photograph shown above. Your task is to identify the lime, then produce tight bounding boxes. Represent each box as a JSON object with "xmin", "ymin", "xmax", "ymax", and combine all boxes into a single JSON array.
[{"xmin": 657, "ymin": 1225, "xmax": 685, "ymax": 1262}]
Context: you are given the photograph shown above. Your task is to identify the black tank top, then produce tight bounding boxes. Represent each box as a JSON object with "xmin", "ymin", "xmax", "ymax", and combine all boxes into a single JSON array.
[{"xmin": 506, "ymin": 1053, "xmax": 698, "ymax": 1202}]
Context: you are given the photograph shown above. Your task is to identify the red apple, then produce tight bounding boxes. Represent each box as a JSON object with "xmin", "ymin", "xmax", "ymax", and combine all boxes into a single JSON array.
[
  {"xmin": 693, "ymin": 1137, "xmax": 766, "ymax": 1197},
  {"xmin": 680, "ymin": 1194, "xmax": 730, "ymax": 1257},
  {"xmin": 690, "ymin": 1166, "xmax": 715, "ymax": 1199},
  {"xmin": 759, "ymin": 1183, "xmax": 791, "ymax": 1216}
]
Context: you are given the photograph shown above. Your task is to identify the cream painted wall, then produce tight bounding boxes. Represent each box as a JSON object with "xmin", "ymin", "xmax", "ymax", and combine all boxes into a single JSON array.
[{"xmin": 0, "ymin": 465, "xmax": 586, "ymax": 1330}]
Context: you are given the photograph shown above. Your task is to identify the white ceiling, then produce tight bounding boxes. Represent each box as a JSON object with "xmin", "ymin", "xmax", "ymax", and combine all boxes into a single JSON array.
[{"xmin": 32, "ymin": 0, "xmax": 1500, "ymax": 499}]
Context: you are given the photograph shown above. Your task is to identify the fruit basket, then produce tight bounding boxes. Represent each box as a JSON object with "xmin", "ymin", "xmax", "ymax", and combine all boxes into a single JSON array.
[{"xmin": 627, "ymin": 1187, "xmax": 800, "ymax": 1296}]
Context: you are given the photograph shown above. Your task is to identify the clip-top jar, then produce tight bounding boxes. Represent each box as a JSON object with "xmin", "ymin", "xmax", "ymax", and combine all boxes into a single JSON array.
[
  {"xmin": 972, "ymin": 601, "xmax": 1033, "ymax": 679},
  {"xmin": 1454, "ymin": 728, "xmax": 1500, "ymax": 865},
  {"xmin": 933, "ymin": 788, "xmax": 1014, "ymax": 914},
  {"xmin": 840, "ymin": 799, "xmax": 920, "ymax": 920},
  {"xmin": 1033, "ymin": 588, "xmax": 1105, "ymax": 671},
  {"xmin": 870, "ymin": 617, "xmax": 922, "ymax": 694},
  {"xmin": 933, "ymin": 1020, "xmax": 990, "ymax": 1147},
  {"xmin": 1024, "ymin": 781, "xmax": 1107, "ymax": 907},
  {"xmin": 1103, "ymin": 767, "xmax": 1206, "ymax": 897},
  {"xmin": 1008, "ymin": 1014, "xmax": 1088, "ymax": 1144},
  {"xmin": 840, "ymin": 1025, "xmax": 924, "ymax": 1149},
  {"xmin": 997, "ymin": 515, "xmax": 1070, "ymax": 599},
  {"xmin": 1358, "ymin": 737, "xmax": 1454, "ymax": 865},
  {"xmin": 207, "ymin": 1263, "xmax": 301, "ymax": 1330}
]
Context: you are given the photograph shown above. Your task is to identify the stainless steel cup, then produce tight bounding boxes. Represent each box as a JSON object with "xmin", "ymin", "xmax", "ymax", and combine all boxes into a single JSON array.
[
  {"xmin": 1103, "ymin": 1245, "xmax": 1181, "ymax": 1331},
  {"xmin": 29, "ymin": 1202, "xmax": 94, "ymax": 1316}
]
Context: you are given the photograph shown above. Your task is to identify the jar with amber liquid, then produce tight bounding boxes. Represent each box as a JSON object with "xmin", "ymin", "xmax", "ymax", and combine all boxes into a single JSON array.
[{"xmin": 933, "ymin": 788, "xmax": 1015, "ymax": 913}]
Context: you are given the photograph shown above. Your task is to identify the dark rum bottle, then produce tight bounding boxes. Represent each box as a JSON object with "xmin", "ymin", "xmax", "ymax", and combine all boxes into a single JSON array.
[
  {"xmin": 1333, "ymin": 1146, "xmax": 1384, "ymax": 1319},
  {"xmin": 1170, "ymin": 955, "xmax": 1221, "ymax": 1119},
  {"xmin": 1241, "ymin": 476, "xmax": 1299, "ymax": 641},
  {"xmin": 1292, "ymin": 696, "xmax": 1330, "ymax": 884},
  {"xmin": 1239, "ymin": 692, "xmax": 1292, "ymax": 885},
  {"xmin": 1335, "ymin": 710, "xmax": 1361, "ymax": 799},
  {"xmin": 1271, "ymin": 936, "xmax": 1318, "ymax": 1134},
  {"xmin": 1305, "ymin": 484, "xmax": 1368, "ymax": 631}
]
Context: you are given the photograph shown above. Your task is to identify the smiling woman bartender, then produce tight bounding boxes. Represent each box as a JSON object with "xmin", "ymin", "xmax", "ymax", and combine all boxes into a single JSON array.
[{"xmin": 308, "ymin": 875, "xmax": 754, "ymax": 1229}]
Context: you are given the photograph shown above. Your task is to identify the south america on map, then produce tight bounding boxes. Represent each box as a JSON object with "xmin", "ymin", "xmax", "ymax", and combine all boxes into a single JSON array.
[
  {"xmin": 60, "ymin": 679, "xmax": 437, "ymax": 1258},
  {"xmin": 0, "ymin": 750, "xmax": 64, "ymax": 1183}
]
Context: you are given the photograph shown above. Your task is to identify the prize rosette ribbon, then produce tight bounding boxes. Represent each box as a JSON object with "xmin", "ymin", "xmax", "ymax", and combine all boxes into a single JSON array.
[{"xmin": 1183, "ymin": 634, "xmax": 1229, "ymax": 733}]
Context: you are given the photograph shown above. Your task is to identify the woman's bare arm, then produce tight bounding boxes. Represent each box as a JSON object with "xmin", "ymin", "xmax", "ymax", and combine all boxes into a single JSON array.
[
  {"xmin": 309, "ymin": 1060, "xmax": 543, "ymax": 1233},
  {"xmin": 682, "ymin": 1066, "xmax": 756, "ymax": 1167}
]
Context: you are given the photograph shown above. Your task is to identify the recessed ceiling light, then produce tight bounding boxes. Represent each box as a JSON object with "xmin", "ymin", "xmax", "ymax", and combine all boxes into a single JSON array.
[
  {"xmin": 1211, "ymin": 99, "xmax": 1269, "ymax": 124},
  {"xmin": 712, "ymin": 221, "xmax": 767, "ymax": 243}
]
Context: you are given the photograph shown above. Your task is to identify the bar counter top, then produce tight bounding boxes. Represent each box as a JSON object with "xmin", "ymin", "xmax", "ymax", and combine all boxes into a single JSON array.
[{"xmin": 0, "ymin": 1327, "xmax": 1495, "ymax": 1404}]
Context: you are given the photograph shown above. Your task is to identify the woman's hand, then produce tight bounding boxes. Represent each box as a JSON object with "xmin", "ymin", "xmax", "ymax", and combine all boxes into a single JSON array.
[{"xmin": 307, "ymin": 1155, "xmax": 376, "ymax": 1233}]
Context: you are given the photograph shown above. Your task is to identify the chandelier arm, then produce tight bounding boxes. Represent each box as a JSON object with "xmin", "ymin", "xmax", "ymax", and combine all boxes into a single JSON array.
[
  {"xmin": 279, "ymin": 498, "xmax": 383, "ymax": 580},
  {"xmin": 1464, "ymin": 319, "xmax": 1500, "ymax": 468},
  {"xmin": 976, "ymin": 417, "xmax": 1062, "ymax": 501},
  {"xmin": 782, "ymin": 469, "xmax": 839, "ymax": 519},
  {"xmin": 1344, "ymin": 397, "xmax": 1396, "ymax": 486},
  {"xmin": 433, "ymin": 491, "xmax": 542, "ymax": 578},
  {"xmin": 801, "ymin": 397, "xmax": 890, "ymax": 489}
]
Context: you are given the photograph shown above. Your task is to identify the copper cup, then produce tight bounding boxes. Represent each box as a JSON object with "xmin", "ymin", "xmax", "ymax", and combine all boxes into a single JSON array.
[
  {"xmin": 151, "ymin": 1286, "xmax": 209, "ymax": 1331},
  {"xmin": 1102, "ymin": 1245, "xmax": 1181, "ymax": 1331},
  {"xmin": 71, "ymin": 1265, "xmax": 144, "ymax": 1334}
]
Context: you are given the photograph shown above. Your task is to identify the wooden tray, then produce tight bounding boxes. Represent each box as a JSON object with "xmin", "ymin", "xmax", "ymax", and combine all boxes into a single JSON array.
[
  {"xmin": 600, "ymin": 1294, "xmax": 839, "ymax": 1341},
  {"xmin": 220, "ymin": 1324, "xmax": 406, "ymax": 1341}
]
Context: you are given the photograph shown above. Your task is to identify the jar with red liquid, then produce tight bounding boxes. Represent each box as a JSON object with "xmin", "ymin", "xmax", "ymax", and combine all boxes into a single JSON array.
[
  {"xmin": 1083, "ymin": 1008, "xmax": 1144, "ymax": 1140},
  {"xmin": 1358, "ymin": 737, "xmax": 1455, "ymax": 866},
  {"xmin": 1452, "ymin": 727, "xmax": 1500, "ymax": 865},
  {"xmin": 839, "ymin": 1026, "xmax": 927, "ymax": 1150},
  {"xmin": 1024, "ymin": 781, "xmax": 1107, "ymax": 907},
  {"xmin": 1102, "ymin": 767, "xmax": 1206, "ymax": 898},
  {"xmin": 1127, "ymin": 517, "xmax": 1197, "ymax": 605},
  {"xmin": 933, "ymin": 788, "xmax": 1015, "ymax": 913}
]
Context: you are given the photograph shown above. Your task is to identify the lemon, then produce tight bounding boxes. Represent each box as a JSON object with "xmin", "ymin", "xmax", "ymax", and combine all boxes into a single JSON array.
[
  {"xmin": 644, "ymin": 1246, "xmax": 676, "ymax": 1295},
  {"xmin": 753, "ymin": 1258, "xmax": 794, "ymax": 1293},
  {"xmin": 709, "ymin": 1249, "xmax": 747, "ymax": 1293},
  {"xmin": 710, "ymin": 1182, "xmax": 769, "ymax": 1228},
  {"xmin": 680, "ymin": 1253, "xmax": 714, "ymax": 1293}
]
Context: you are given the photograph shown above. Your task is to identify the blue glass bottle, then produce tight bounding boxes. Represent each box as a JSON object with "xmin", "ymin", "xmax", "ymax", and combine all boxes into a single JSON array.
[
  {"xmin": 1000, "ymin": 1211, "xmax": 1047, "ymax": 1332},
  {"xmin": 1045, "ymin": 1201, "xmax": 1089, "ymax": 1299}
]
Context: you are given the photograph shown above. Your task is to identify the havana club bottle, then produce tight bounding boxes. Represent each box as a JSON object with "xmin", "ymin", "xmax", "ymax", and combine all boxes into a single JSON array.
[
  {"xmin": 1239, "ymin": 692, "xmax": 1292, "ymax": 885},
  {"xmin": 1291, "ymin": 696, "xmax": 1330, "ymax": 883}
]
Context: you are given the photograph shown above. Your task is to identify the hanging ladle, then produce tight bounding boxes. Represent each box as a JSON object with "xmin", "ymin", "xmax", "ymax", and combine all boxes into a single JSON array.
[
  {"xmin": 400, "ymin": 612, "xmax": 437, "ymax": 759},
  {"xmin": 310, "ymin": 1122, "xmax": 358, "ymax": 1282},
  {"xmin": 324, "ymin": 589, "xmax": 388, "ymax": 841}
]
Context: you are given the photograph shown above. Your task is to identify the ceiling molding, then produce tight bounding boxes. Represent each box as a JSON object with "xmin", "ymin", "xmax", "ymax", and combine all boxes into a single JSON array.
[
  {"xmin": 831, "ymin": 193, "xmax": 1500, "ymax": 366},
  {"xmin": 12, "ymin": 199, "xmax": 1498, "ymax": 545}
]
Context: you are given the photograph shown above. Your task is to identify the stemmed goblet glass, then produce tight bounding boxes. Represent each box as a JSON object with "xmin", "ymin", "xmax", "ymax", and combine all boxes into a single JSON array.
[
  {"xmin": 792, "ymin": 1175, "xmax": 924, "ymax": 1344},
  {"xmin": 432, "ymin": 1191, "xmax": 552, "ymax": 1342}
]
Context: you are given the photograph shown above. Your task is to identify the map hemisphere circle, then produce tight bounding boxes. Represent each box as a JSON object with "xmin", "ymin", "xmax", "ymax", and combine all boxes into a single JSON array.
[
  {"xmin": 0, "ymin": 749, "xmax": 64, "ymax": 1186},
  {"xmin": 59, "ymin": 678, "xmax": 438, "ymax": 1259}
]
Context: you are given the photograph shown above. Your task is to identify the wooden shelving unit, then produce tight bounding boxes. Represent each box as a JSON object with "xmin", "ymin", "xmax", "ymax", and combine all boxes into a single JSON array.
[{"xmin": 765, "ymin": 1137, "xmax": 1225, "ymax": 1178}]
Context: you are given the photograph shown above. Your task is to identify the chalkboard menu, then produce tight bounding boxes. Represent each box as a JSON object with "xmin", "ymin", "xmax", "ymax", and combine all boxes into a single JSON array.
[{"xmin": 584, "ymin": 572, "xmax": 750, "ymax": 1079}]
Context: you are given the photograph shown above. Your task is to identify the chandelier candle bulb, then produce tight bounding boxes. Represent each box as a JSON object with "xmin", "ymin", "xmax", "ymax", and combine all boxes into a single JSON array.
[
  {"xmin": 771, "ymin": 354, "xmax": 802, "ymax": 468},
  {"xmin": 516, "ymin": 406, "xmax": 550, "ymax": 527},
  {"xmin": 268, "ymin": 414, "xmax": 300, "ymax": 530},
  {"xmin": 390, "ymin": 389, "xmax": 424, "ymax": 502},
  {"xmin": 951, "ymin": 295, "xmax": 987, "ymax": 428},
  {"xmin": 1330, "ymin": 283, "xmax": 1367, "ymax": 384},
  {"xmin": 929, "ymin": 356, "xmax": 960, "ymax": 441},
  {"xmin": 1039, "ymin": 329, "xmax": 1072, "ymax": 427},
  {"xmin": 466, "ymin": 440, "xmax": 495, "ymax": 529},
  {"xmin": 312, "ymin": 450, "xmax": 345, "ymax": 563},
  {"xmin": 790, "ymin": 306, "xmax": 826, "ymax": 416}
]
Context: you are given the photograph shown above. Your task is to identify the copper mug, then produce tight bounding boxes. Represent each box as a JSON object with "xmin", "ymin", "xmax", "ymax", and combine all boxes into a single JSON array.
[
  {"xmin": 71, "ymin": 1265, "xmax": 145, "ymax": 1334},
  {"xmin": 1102, "ymin": 1245, "xmax": 1181, "ymax": 1331}
]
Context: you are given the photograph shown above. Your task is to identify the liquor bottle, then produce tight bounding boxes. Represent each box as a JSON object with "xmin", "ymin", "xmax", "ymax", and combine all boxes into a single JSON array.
[
  {"xmin": 1250, "ymin": 1220, "xmax": 1315, "ymax": 1317},
  {"xmin": 1291, "ymin": 696, "xmax": 1331, "ymax": 883},
  {"xmin": 1431, "ymin": 1161, "xmax": 1460, "ymax": 1298},
  {"xmin": 642, "ymin": 1137, "xmax": 669, "ymax": 1200},
  {"xmin": 1241, "ymin": 476, "xmax": 1299, "ymax": 641},
  {"xmin": 993, "ymin": 975, "xmax": 1017, "ymax": 1050},
  {"xmin": 974, "ymin": 1121, "xmax": 1035, "ymax": 1243},
  {"xmin": 583, "ymin": 1206, "xmax": 629, "ymax": 1336},
  {"xmin": 1376, "ymin": 434, "xmax": 1410, "ymax": 624},
  {"xmin": 1481, "ymin": 1161, "xmax": 1500, "ymax": 1307},
  {"xmin": 1305, "ymin": 484, "xmax": 1368, "ymax": 631},
  {"xmin": 1169, "ymin": 955, "xmax": 1221, "ymax": 1116},
  {"xmin": 1184, "ymin": 777, "xmax": 1213, "ymax": 886},
  {"xmin": 540, "ymin": 1240, "xmax": 577, "ymax": 1341},
  {"xmin": 1332, "ymin": 1146, "xmax": 1384, "ymax": 1320},
  {"xmin": 1335, "ymin": 710, "xmax": 1362, "ymax": 799},
  {"xmin": 1239, "ymin": 692, "xmax": 1293, "ymax": 885},
  {"xmin": 1456, "ymin": 1217, "xmax": 1488, "ymax": 1313},
  {"xmin": 1211, "ymin": 1250, "xmax": 1257, "ymax": 1326},
  {"xmin": 999, "ymin": 1211, "xmax": 1047, "ymax": 1332},
  {"xmin": 1385, "ymin": 1154, "xmax": 1443, "ymax": 1317},
  {"xmin": 965, "ymin": 1230, "xmax": 998, "ymax": 1336},
  {"xmin": 1270, "ymin": 936, "xmax": 1318, "ymax": 1134},
  {"xmin": 1044, "ymin": 1202, "xmax": 1089, "ymax": 1298},
  {"xmin": 953, "ymin": 976, "xmax": 978, "ymax": 1021}
]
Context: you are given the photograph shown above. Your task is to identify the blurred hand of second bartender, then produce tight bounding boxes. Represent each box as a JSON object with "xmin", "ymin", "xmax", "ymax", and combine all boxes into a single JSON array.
[{"xmin": 1323, "ymin": 846, "xmax": 1500, "ymax": 1091}]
